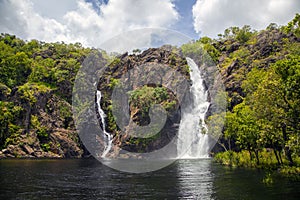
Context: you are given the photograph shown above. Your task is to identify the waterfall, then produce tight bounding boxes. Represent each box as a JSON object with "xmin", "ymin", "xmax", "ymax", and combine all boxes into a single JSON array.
[
  {"xmin": 96, "ymin": 90, "xmax": 113, "ymax": 158},
  {"xmin": 177, "ymin": 57, "xmax": 210, "ymax": 159}
]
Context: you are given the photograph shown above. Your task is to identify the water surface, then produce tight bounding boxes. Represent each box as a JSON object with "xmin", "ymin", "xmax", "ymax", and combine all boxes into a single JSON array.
[{"xmin": 0, "ymin": 158, "xmax": 299, "ymax": 199}]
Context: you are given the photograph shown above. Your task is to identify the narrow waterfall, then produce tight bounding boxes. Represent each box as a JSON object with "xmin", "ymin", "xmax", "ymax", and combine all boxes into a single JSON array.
[
  {"xmin": 96, "ymin": 90, "xmax": 113, "ymax": 158},
  {"xmin": 177, "ymin": 57, "xmax": 210, "ymax": 159}
]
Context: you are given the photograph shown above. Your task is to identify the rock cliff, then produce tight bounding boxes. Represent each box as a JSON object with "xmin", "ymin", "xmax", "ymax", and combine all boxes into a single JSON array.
[{"xmin": 97, "ymin": 46, "xmax": 191, "ymax": 157}]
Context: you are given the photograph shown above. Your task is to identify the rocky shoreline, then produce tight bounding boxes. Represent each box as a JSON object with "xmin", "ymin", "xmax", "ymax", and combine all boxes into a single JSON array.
[{"xmin": 0, "ymin": 129, "xmax": 84, "ymax": 159}]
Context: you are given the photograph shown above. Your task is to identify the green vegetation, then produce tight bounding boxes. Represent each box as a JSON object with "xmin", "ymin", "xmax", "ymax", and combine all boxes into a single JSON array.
[
  {"xmin": 108, "ymin": 78, "xmax": 120, "ymax": 89},
  {"xmin": 220, "ymin": 51, "xmax": 300, "ymax": 171},
  {"xmin": 206, "ymin": 14, "xmax": 300, "ymax": 180},
  {"xmin": 18, "ymin": 83, "xmax": 52, "ymax": 104},
  {"xmin": 215, "ymin": 150, "xmax": 300, "ymax": 181},
  {"xmin": 218, "ymin": 25, "xmax": 256, "ymax": 43},
  {"xmin": 0, "ymin": 33, "xmax": 91, "ymax": 152},
  {"xmin": 30, "ymin": 115, "xmax": 48, "ymax": 140},
  {"xmin": 129, "ymin": 85, "xmax": 175, "ymax": 114},
  {"xmin": 41, "ymin": 142, "xmax": 52, "ymax": 152},
  {"xmin": 0, "ymin": 101, "xmax": 22, "ymax": 148},
  {"xmin": 181, "ymin": 36, "xmax": 220, "ymax": 64}
]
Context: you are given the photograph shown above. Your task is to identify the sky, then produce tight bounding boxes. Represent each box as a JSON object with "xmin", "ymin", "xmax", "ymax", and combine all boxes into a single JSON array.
[{"xmin": 0, "ymin": 0, "xmax": 299, "ymax": 51}]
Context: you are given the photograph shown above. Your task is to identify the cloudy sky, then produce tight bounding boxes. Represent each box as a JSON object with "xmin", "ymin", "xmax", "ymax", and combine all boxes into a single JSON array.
[{"xmin": 0, "ymin": 0, "xmax": 299, "ymax": 51}]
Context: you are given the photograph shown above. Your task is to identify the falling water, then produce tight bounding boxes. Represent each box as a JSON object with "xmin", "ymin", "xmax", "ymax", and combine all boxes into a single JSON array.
[
  {"xmin": 177, "ymin": 57, "xmax": 210, "ymax": 159},
  {"xmin": 96, "ymin": 90, "xmax": 113, "ymax": 158}
]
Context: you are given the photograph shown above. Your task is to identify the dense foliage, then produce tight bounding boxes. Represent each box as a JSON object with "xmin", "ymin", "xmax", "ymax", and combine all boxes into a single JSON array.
[
  {"xmin": 221, "ymin": 15, "xmax": 300, "ymax": 168},
  {"xmin": 0, "ymin": 33, "xmax": 91, "ymax": 150}
]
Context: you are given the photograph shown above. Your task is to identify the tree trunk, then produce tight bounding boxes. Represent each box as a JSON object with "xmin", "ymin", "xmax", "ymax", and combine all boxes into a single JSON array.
[
  {"xmin": 254, "ymin": 150, "xmax": 260, "ymax": 165},
  {"xmin": 282, "ymin": 123, "xmax": 294, "ymax": 166},
  {"xmin": 278, "ymin": 150, "xmax": 283, "ymax": 165},
  {"xmin": 248, "ymin": 149, "xmax": 253, "ymax": 161},
  {"xmin": 217, "ymin": 140, "xmax": 228, "ymax": 151},
  {"xmin": 273, "ymin": 148, "xmax": 281, "ymax": 165}
]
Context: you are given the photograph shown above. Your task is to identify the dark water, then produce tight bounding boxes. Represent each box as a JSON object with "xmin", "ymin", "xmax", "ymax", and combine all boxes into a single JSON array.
[{"xmin": 0, "ymin": 158, "xmax": 299, "ymax": 199}]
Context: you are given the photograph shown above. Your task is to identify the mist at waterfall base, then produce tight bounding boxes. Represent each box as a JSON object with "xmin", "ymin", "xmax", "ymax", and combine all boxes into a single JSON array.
[{"xmin": 96, "ymin": 57, "xmax": 214, "ymax": 160}]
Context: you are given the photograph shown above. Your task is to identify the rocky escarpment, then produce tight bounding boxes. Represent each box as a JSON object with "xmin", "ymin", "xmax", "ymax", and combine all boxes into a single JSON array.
[
  {"xmin": 0, "ymin": 35, "xmax": 92, "ymax": 159},
  {"xmin": 215, "ymin": 28, "xmax": 300, "ymax": 110},
  {"xmin": 0, "ymin": 84, "xmax": 84, "ymax": 158},
  {"xmin": 97, "ymin": 46, "xmax": 191, "ymax": 158}
]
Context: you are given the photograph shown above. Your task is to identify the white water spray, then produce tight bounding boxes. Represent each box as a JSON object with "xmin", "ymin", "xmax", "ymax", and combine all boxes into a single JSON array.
[
  {"xmin": 96, "ymin": 90, "xmax": 113, "ymax": 158},
  {"xmin": 177, "ymin": 57, "xmax": 210, "ymax": 159}
]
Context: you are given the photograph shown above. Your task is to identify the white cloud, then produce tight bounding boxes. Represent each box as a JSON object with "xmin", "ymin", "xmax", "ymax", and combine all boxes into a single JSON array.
[
  {"xmin": 0, "ymin": 0, "xmax": 71, "ymax": 43},
  {"xmin": 192, "ymin": 0, "xmax": 300, "ymax": 38},
  {"xmin": 0, "ymin": 0, "xmax": 179, "ymax": 51},
  {"xmin": 63, "ymin": 0, "xmax": 179, "ymax": 49}
]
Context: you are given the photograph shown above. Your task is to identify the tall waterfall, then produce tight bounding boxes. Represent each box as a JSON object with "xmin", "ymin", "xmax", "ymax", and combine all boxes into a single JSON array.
[
  {"xmin": 177, "ymin": 57, "xmax": 210, "ymax": 159},
  {"xmin": 96, "ymin": 90, "xmax": 113, "ymax": 158}
]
